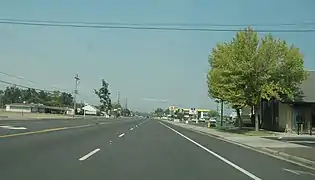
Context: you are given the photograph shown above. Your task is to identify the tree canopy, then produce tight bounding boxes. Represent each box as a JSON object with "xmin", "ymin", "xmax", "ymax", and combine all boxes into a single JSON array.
[
  {"xmin": 154, "ymin": 108, "xmax": 164, "ymax": 117},
  {"xmin": 94, "ymin": 79, "xmax": 112, "ymax": 112},
  {"xmin": 0, "ymin": 86, "xmax": 73, "ymax": 107},
  {"xmin": 207, "ymin": 27, "xmax": 308, "ymax": 130}
]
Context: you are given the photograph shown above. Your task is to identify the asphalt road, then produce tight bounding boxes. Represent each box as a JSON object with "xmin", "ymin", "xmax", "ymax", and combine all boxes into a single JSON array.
[{"xmin": 0, "ymin": 118, "xmax": 315, "ymax": 180}]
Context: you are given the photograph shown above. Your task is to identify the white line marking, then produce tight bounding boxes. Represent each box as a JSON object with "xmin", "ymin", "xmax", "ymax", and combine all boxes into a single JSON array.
[
  {"xmin": 135, "ymin": 125, "xmax": 138, "ymax": 128},
  {"xmin": 130, "ymin": 128, "xmax": 134, "ymax": 131},
  {"xmin": 283, "ymin": 168, "xmax": 300, "ymax": 175},
  {"xmin": 160, "ymin": 122, "xmax": 261, "ymax": 180},
  {"xmin": 118, "ymin": 133, "xmax": 125, "ymax": 137},
  {"xmin": 288, "ymin": 141, "xmax": 315, "ymax": 144},
  {"xmin": 79, "ymin": 148, "xmax": 100, "ymax": 161},
  {"xmin": 0, "ymin": 125, "xmax": 27, "ymax": 130}
]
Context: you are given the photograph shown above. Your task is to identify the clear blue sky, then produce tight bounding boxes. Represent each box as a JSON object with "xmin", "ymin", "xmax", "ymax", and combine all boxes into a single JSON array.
[{"xmin": 0, "ymin": 0, "xmax": 314, "ymax": 112}]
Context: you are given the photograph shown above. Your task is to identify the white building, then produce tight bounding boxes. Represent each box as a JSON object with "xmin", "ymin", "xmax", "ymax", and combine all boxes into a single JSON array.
[
  {"xmin": 82, "ymin": 104, "xmax": 99, "ymax": 116},
  {"xmin": 5, "ymin": 103, "xmax": 37, "ymax": 113}
]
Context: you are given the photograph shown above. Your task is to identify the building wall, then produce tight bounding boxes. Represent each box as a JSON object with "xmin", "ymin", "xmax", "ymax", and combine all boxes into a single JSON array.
[
  {"xmin": 278, "ymin": 103, "xmax": 293, "ymax": 131},
  {"xmin": 281, "ymin": 104, "xmax": 313, "ymax": 133},
  {"xmin": 261, "ymin": 99, "xmax": 279, "ymax": 131},
  {"xmin": 5, "ymin": 105, "xmax": 32, "ymax": 113}
]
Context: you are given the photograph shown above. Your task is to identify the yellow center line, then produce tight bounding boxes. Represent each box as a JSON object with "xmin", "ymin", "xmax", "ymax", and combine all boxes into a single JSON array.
[{"xmin": 0, "ymin": 122, "xmax": 110, "ymax": 138}]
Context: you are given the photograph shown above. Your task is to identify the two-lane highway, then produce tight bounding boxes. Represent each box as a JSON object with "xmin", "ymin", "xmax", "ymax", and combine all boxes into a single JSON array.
[{"xmin": 0, "ymin": 118, "xmax": 314, "ymax": 180}]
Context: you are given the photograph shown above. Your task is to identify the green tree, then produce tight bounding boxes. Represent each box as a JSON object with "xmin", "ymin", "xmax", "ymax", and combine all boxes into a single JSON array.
[
  {"xmin": 2, "ymin": 86, "xmax": 22, "ymax": 104},
  {"xmin": 60, "ymin": 92, "xmax": 74, "ymax": 106},
  {"xmin": 154, "ymin": 108, "xmax": 164, "ymax": 117},
  {"xmin": 38, "ymin": 90, "xmax": 50, "ymax": 104},
  {"xmin": 208, "ymin": 27, "xmax": 308, "ymax": 130},
  {"xmin": 164, "ymin": 108, "xmax": 170, "ymax": 115},
  {"xmin": 94, "ymin": 79, "xmax": 112, "ymax": 113},
  {"xmin": 0, "ymin": 90, "xmax": 4, "ymax": 107},
  {"xmin": 208, "ymin": 110, "xmax": 219, "ymax": 117}
]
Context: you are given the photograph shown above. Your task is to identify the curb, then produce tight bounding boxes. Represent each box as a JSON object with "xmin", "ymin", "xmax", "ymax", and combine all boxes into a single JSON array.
[
  {"xmin": 261, "ymin": 147, "xmax": 315, "ymax": 168},
  {"xmin": 163, "ymin": 121, "xmax": 315, "ymax": 170}
]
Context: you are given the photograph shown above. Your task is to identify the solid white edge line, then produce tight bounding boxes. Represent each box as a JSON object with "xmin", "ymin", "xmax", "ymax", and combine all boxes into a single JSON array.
[
  {"xmin": 118, "ymin": 133, "xmax": 125, "ymax": 137},
  {"xmin": 283, "ymin": 168, "xmax": 300, "ymax": 175},
  {"xmin": 159, "ymin": 122, "xmax": 262, "ymax": 180},
  {"xmin": 79, "ymin": 148, "xmax": 100, "ymax": 161}
]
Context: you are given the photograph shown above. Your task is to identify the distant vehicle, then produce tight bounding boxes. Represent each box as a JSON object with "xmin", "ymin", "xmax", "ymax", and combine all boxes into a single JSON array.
[{"xmin": 209, "ymin": 118, "xmax": 216, "ymax": 127}]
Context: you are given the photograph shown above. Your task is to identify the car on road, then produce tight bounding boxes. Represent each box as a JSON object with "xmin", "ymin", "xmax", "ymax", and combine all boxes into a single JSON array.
[{"xmin": 209, "ymin": 118, "xmax": 217, "ymax": 127}]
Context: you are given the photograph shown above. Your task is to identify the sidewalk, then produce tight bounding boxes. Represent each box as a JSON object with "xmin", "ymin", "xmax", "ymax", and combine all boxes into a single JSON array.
[{"xmin": 163, "ymin": 120, "xmax": 315, "ymax": 168}]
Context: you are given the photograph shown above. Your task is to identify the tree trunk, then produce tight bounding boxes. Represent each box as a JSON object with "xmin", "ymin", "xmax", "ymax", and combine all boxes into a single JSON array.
[
  {"xmin": 254, "ymin": 106, "xmax": 259, "ymax": 131},
  {"xmin": 220, "ymin": 100, "xmax": 224, "ymax": 126},
  {"xmin": 236, "ymin": 108, "xmax": 243, "ymax": 129}
]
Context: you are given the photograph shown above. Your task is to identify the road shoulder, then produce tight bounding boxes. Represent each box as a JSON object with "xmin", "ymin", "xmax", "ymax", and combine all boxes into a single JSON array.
[{"xmin": 162, "ymin": 120, "xmax": 315, "ymax": 170}]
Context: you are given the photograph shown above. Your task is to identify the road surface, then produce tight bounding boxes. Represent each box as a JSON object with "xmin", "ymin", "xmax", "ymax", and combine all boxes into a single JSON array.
[{"xmin": 0, "ymin": 118, "xmax": 314, "ymax": 180}]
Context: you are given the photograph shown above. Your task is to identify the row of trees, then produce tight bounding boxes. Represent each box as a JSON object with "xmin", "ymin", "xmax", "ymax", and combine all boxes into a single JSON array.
[
  {"xmin": 0, "ymin": 79, "xmax": 131, "ymax": 116},
  {"xmin": 0, "ymin": 86, "xmax": 73, "ymax": 107},
  {"xmin": 207, "ymin": 27, "xmax": 308, "ymax": 130}
]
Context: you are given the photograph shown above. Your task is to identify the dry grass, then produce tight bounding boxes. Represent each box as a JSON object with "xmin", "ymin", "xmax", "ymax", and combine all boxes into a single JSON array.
[{"xmin": 0, "ymin": 109, "xmax": 71, "ymax": 119}]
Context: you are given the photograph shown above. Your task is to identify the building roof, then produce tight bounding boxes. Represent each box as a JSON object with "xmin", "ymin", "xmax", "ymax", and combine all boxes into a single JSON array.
[
  {"xmin": 6, "ymin": 103, "xmax": 69, "ymax": 110},
  {"xmin": 6, "ymin": 103, "xmax": 36, "ymax": 107},
  {"xmin": 295, "ymin": 70, "xmax": 315, "ymax": 103},
  {"xmin": 82, "ymin": 104, "xmax": 99, "ymax": 112}
]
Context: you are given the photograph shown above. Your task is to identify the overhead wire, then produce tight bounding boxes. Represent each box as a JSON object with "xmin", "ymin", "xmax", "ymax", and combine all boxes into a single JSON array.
[
  {"xmin": 1, "ymin": 18, "xmax": 315, "ymax": 27},
  {"xmin": 0, "ymin": 19, "xmax": 315, "ymax": 33},
  {"xmin": 0, "ymin": 79, "xmax": 55, "ymax": 92},
  {"xmin": 0, "ymin": 71, "xmax": 93, "ymax": 100},
  {"xmin": 0, "ymin": 71, "xmax": 70, "ymax": 93},
  {"xmin": 0, "ymin": 71, "xmax": 35, "ymax": 84}
]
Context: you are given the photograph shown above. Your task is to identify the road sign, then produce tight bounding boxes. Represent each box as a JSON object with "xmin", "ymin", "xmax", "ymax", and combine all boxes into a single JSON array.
[
  {"xmin": 189, "ymin": 108, "xmax": 197, "ymax": 115},
  {"xmin": 169, "ymin": 106, "xmax": 175, "ymax": 111}
]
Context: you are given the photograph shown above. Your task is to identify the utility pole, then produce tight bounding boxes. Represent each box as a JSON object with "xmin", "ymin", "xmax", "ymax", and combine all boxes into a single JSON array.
[
  {"xmin": 117, "ymin": 92, "xmax": 120, "ymax": 105},
  {"xmin": 125, "ymin": 97, "xmax": 128, "ymax": 109},
  {"xmin": 220, "ymin": 100, "xmax": 224, "ymax": 126},
  {"xmin": 73, "ymin": 74, "xmax": 80, "ymax": 117}
]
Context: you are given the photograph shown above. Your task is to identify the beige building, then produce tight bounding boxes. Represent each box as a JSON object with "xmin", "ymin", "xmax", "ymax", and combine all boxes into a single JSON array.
[{"xmin": 260, "ymin": 71, "xmax": 315, "ymax": 134}]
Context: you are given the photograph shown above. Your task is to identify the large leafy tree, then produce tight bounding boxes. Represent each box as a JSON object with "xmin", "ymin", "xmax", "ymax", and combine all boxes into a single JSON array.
[
  {"xmin": 208, "ymin": 27, "xmax": 307, "ymax": 130},
  {"xmin": 94, "ymin": 79, "xmax": 112, "ymax": 113}
]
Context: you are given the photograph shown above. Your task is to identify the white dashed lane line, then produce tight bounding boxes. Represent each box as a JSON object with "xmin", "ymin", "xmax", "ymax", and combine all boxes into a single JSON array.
[
  {"xmin": 118, "ymin": 133, "xmax": 125, "ymax": 138},
  {"xmin": 79, "ymin": 148, "xmax": 100, "ymax": 161}
]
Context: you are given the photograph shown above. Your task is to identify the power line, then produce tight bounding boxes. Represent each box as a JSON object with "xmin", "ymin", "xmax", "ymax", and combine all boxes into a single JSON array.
[
  {"xmin": 0, "ymin": 79, "xmax": 55, "ymax": 92},
  {"xmin": 0, "ymin": 70, "xmax": 77, "ymax": 94},
  {"xmin": 0, "ymin": 19, "xmax": 315, "ymax": 33},
  {"xmin": 1, "ymin": 18, "xmax": 315, "ymax": 27},
  {"xmin": 0, "ymin": 71, "xmax": 35, "ymax": 84}
]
